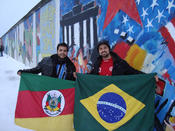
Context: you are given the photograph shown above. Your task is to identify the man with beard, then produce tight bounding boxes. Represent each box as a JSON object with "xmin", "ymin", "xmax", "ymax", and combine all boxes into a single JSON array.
[
  {"xmin": 17, "ymin": 43, "xmax": 76, "ymax": 81},
  {"xmin": 90, "ymin": 40, "xmax": 143, "ymax": 76}
]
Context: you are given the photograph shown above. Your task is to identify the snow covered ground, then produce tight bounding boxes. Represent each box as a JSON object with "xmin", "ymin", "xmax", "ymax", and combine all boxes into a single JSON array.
[{"xmin": 0, "ymin": 54, "xmax": 33, "ymax": 131}]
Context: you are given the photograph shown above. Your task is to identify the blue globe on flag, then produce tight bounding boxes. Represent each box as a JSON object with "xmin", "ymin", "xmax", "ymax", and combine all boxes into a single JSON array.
[{"xmin": 97, "ymin": 92, "xmax": 126, "ymax": 123}]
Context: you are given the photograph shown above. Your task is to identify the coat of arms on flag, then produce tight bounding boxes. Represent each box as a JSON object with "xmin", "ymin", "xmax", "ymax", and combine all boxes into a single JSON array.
[{"xmin": 42, "ymin": 90, "xmax": 65, "ymax": 117}]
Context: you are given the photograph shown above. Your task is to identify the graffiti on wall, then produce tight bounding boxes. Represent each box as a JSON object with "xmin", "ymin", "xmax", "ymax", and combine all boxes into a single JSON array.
[
  {"xmin": 24, "ymin": 15, "xmax": 33, "ymax": 64},
  {"xmin": 17, "ymin": 23, "xmax": 25, "ymax": 64},
  {"xmin": 60, "ymin": 0, "xmax": 99, "ymax": 73},
  {"xmin": 2, "ymin": 34, "xmax": 8, "ymax": 54},
  {"xmin": 155, "ymin": 80, "xmax": 175, "ymax": 131},
  {"xmin": 40, "ymin": 0, "xmax": 56, "ymax": 57},
  {"xmin": 8, "ymin": 28, "xmax": 17, "ymax": 59},
  {"xmin": 36, "ymin": 9, "xmax": 41, "ymax": 63},
  {"xmin": 1, "ymin": 0, "xmax": 57, "ymax": 66},
  {"xmin": 60, "ymin": 0, "xmax": 175, "ymax": 130}
]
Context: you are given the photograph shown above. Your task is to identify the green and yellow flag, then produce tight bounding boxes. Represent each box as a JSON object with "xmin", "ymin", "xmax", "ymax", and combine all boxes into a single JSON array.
[{"xmin": 74, "ymin": 73, "xmax": 156, "ymax": 131}]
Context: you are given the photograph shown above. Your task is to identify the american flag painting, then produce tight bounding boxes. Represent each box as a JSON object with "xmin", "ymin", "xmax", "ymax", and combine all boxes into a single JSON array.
[
  {"xmin": 96, "ymin": 0, "xmax": 175, "ymax": 82},
  {"xmin": 159, "ymin": 18, "xmax": 175, "ymax": 61}
]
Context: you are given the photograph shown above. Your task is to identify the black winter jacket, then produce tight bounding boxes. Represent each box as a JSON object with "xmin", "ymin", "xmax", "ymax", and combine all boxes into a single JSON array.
[
  {"xmin": 18, "ymin": 54, "xmax": 76, "ymax": 81},
  {"xmin": 90, "ymin": 52, "xmax": 143, "ymax": 75}
]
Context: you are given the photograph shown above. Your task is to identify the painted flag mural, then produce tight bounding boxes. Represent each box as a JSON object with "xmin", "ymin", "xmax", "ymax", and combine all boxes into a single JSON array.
[
  {"xmin": 74, "ymin": 73, "xmax": 156, "ymax": 131},
  {"xmin": 159, "ymin": 17, "xmax": 175, "ymax": 61},
  {"xmin": 15, "ymin": 73, "xmax": 75, "ymax": 131}
]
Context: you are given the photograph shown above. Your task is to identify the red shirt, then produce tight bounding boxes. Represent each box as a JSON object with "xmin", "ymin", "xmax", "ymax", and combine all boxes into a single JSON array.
[{"xmin": 99, "ymin": 57, "xmax": 113, "ymax": 76}]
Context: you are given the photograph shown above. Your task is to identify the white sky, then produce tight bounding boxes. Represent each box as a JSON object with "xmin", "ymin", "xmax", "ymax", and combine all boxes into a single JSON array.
[
  {"xmin": 0, "ymin": 0, "xmax": 41, "ymax": 37},
  {"xmin": 0, "ymin": 55, "xmax": 32, "ymax": 131}
]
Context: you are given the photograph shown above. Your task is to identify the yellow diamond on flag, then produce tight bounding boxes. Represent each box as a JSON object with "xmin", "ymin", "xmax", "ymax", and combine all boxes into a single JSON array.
[{"xmin": 80, "ymin": 84, "xmax": 145, "ymax": 131}]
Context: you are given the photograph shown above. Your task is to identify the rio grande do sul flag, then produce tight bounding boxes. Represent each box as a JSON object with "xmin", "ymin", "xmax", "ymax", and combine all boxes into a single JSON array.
[
  {"xmin": 74, "ymin": 73, "xmax": 156, "ymax": 131},
  {"xmin": 15, "ymin": 73, "xmax": 75, "ymax": 131}
]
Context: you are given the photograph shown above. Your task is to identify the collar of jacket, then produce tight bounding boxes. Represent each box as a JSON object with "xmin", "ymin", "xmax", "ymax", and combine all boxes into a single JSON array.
[{"xmin": 51, "ymin": 54, "xmax": 68, "ymax": 64}]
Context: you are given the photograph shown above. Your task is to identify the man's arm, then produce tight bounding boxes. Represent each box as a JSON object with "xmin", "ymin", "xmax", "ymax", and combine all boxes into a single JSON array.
[{"xmin": 17, "ymin": 59, "xmax": 43, "ymax": 75}]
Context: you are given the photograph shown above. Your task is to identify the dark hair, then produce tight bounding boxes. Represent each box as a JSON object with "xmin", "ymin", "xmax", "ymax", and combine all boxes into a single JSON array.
[
  {"xmin": 97, "ymin": 39, "xmax": 110, "ymax": 51},
  {"xmin": 57, "ymin": 42, "xmax": 68, "ymax": 51}
]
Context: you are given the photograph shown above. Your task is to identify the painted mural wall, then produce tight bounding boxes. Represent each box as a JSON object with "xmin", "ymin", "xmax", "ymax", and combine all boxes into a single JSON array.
[
  {"xmin": 60, "ymin": 0, "xmax": 175, "ymax": 130},
  {"xmin": 1, "ymin": 0, "xmax": 175, "ymax": 130},
  {"xmin": 1, "ymin": 0, "xmax": 58, "ymax": 66},
  {"xmin": 35, "ymin": 1, "xmax": 57, "ymax": 65}
]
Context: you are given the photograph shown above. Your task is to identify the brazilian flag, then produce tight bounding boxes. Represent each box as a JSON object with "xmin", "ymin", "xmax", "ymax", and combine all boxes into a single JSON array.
[{"xmin": 74, "ymin": 73, "xmax": 156, "ymax": 131}]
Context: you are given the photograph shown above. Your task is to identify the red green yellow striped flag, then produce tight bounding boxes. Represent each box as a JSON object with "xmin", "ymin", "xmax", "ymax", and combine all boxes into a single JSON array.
[{"xmin": 15, "ymin": 73, "xmax": 75, "ymax": 131}]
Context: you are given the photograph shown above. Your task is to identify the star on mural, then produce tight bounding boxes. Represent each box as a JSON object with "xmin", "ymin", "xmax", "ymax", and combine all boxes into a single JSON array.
[
  {"xmin": 122, "ymin": 15, "xmax": 129, "ymax": 25},
  {"xmin": 136, "ymin": 0, "xmax": 141, "ymax": 5},
  {"xmin": 141, "ymin": 7, "xmax": 148, "ymax": 20},
  {"xmin": 166, "ymin": 0, "xmax": 175, "ymax": 14},
  {"xmin": 127, "ymin": 25, "xmax": 134, "ymax": 33},
  {"xmin": 156, "ymin": 10, "xmax": 165, "ymax": 23},
  {"xmin": 150, "ymin": 0, "xmax": 159, "ymax": 10},
  {"xmin": 103, "ymin": 0, "xmax": 142, "ymax": 29},
  {"xmin": 145, "ymin": 18, "xmax": 153, "ymax": 31}
]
